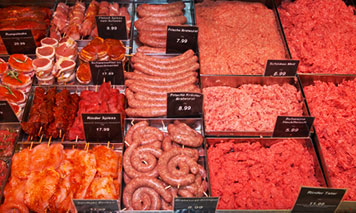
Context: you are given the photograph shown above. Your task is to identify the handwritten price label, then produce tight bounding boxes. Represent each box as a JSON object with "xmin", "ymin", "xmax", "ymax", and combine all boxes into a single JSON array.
[
  {"xmin": 167, "ymin": 93, "xmax": 202, "ymax": 118},
  {"xmin": 96, "ymin": 16, "xmax": 127, "ymax": 40},
  {"xmin": 272, "ymin": 116, "xmax": 314, "ymax": 137},
  {"xmin": 0, "ymin": 30, "xmax": 36, "ymax": 54},
  {"xmin": 265, "ymin": 60, "xmax": 299, "ymax": 77},
  {"xmin": 166, "ymin": 26, "xmax": 198, "ymax": 54},
  {"xmin": 82, "ymin": 114, "xmax": 122, "ymax": 142}
]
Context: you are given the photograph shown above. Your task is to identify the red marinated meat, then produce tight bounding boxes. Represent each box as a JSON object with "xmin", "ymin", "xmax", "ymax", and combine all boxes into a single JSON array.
[
  {"xmin": 203, "ymin": 84, "xmax": 303, "ymax": 132},
  {"xmin": 0, "ymin": 130, "xmax": 17, "ymax": 157},
  {"xmin": 279, "ymin": 0, "xmax": 356, "ymax": 74},
  {"xmin": 196, "ymin": 0, "xmax": 286, "ymax": 75},
  {"xmin": 303, "ymin": 79, "xmax": 356, "ymax": 200},
  {"xmin": 68, "ymin": 82, "xmax": 125, "ymax": 140},
  {"xmin": 207, "ymin": 139, "xmax": 321, "ymax": 209},
  {"xmin": 0, "ymin": 160, "xmax": 8, "ymax": 188}
]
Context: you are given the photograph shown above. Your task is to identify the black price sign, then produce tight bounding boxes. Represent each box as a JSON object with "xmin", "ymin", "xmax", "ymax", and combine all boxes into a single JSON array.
[
  {"xmin": 264, "ymin": 60, "xmax": 299, "ymax": 77},
  {"xmin": 166, "ymin": 26, "xmax": 198, "ymax": 54},
  {"xmin": 96, "ymin": 16, "xmax": 127, "ymax": 40},
  {"xmin": 292, "ymin": 187, "xmax": 346, "ymax": 213},
  {"xmin": 0, "ymin": 101, "xmax": 18, "ymax": 122},
  {"xmin": 73, "ymin": 199, "xmax": 119, "ymax": 213},
  {"xmin": 82, "ymin": 113, "xmax": 122, "ymax": 143},
  {"xmin": 167, "ymin": 92, "xmax": 202, "ymax": 118},
  {"xmin": 0, "ymin": 30, "xmax": 36, "ymax": 54},
  {"xmin": 89, "ymin": 61, "xmax": 124, "ymax": 85},
  {"xmin": 174, "ymin": 197, "xmax": 219, "ymax": 213},
  {"xmin": 272, "ymin": 116, "xmax": 314, "ymax": 137}
]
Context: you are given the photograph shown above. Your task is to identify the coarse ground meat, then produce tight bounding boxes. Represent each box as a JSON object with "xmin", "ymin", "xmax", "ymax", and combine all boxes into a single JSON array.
[
  {"xmin": 0, "ymin": 130, "xmax": 17, "ymax": 157},
  {"xmin": 279, "ymin": 0, "xmax": 356, "ymax": 74},
  {"xmin": 196, "ymin": 0, "xmax": 286, "ymax": 75},
  {"xmin": 0, "ymin": 160, "xmax": 7, "ymax": 189},
  {"xmin": 207, "ymin": 139, "xmax": 321, "ymax": 209},
  {"xmin": 303, "ymin": 79, "xmax": 356, "ymax": 200},
  {"xmin": 203, "ymin": 83, "xmax": 303, "ymax": 133}
]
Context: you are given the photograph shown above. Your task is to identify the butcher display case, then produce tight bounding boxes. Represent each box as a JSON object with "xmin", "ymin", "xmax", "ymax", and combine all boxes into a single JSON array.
[
  {"xmin": 201, "ymin": 75, "xmax": 311, "ymax": 137},
  {"xmin": 0, "ymin": 0, "xmax": 355, "ymax": 212}
]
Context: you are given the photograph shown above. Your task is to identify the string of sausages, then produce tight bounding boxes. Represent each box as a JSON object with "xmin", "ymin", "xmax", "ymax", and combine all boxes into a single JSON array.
[
  {"xmin": 135, "ymin": 1, "xmax": 187, "ymax": 53},
  {"xmin": 125, "ymin": 49, "xmax": 200, "ymax": 117},
  {"xmin": 123, "ymin": 120, "xmax": 207, "ymax": 210}
]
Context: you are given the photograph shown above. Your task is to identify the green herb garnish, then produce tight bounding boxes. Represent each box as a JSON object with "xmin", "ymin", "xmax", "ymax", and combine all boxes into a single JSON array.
[{"xmin": 6, "ymin": 70, "xmax": 23, "ymax": 84}]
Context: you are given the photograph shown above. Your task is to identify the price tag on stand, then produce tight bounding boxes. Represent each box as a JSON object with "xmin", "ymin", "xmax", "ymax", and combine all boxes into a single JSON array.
[
  {"xmin": 166, "ymin": 26, "xmax": 198, "ymax": 54},
  {"xmin": 292, "ymin": 187, "xmax": 346, "ymax": 212},
  {"xmin": 82, "ymin": 113, "xmax": 122, "ymax": 143},
  {"xmin": 272, "ymin": 116, "xmax": 314, "ymax": 137},
  {"xmin": 96, "ymin": 16, "xmax": 127, "ymax": 40},
  {"xmin": 167, "ymin": 92, "xmax": 203, "ymax": 118},
  {"xmin": 264, "ymin": 60, "xmax": 299, "ymax": 77},
  {"xmin": 0, "ymin": 101, "xmax": 18, "ymax": 122},
  {"xmin": 73, "ymin": 199, "xmax": 119, "ymax": 213},
  {"xmin": 174, "ymin": 197, "xmax": 219, "ymax": 213},
  {"xmin": 89, "ymin": 61, "xmax": 124, "ymax": 85},
  {"xmin": 0, "ymin": 30, "xmax": 36, "ymax": 54}
]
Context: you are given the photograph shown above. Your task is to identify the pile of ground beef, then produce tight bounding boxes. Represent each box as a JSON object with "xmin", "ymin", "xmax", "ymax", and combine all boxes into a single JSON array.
[
  {"xmin": 196, "ymin": 0, "xmax": 286, "ymax": 75},
  {"xmin": 303, "ymin": 79, "xmax": 356, "ymax": 200},
  {"xmin": 208, "ymin": 139, "xmax": 321, "ymax": 209},
  {"xmin": 279, "ymin": 0, "xmax": 356, "ymax": 74},
  {"xmin": 203, "ymin": 83, "xmax": 303, "ymax": 133}
]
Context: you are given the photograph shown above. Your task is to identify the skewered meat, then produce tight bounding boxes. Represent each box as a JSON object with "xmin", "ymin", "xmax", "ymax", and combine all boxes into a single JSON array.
[{"xmin": 21, "ymin": 87, "xmax": 79, "ymax": 140}]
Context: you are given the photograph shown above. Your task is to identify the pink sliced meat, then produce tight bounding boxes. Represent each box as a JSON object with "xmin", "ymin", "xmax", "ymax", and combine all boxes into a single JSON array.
[
  {"xmin": 36, "ymin": 46, "xmax": 55, "ymax": 60},
  {"xmin": 40, "ymin": 37, "xmax": 58, "ymax": 48}
]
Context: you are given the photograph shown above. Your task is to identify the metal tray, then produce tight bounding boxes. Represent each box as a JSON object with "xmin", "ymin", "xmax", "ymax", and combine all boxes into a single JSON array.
[
  {"xmin": 121, "ymin": 118, "xmax": 211, "ymax": 211},
  {"xmin": 18, "ymin": 84, "xmax": 125, "ymax": 144},
  {"xmin": 201, "ymin": 75, "xmax": 311, "ymax": 137},
  {"xmin": 54, "ymin": 1, "xmax": 134, "ymax": 47},
  {"xmin": 0, "ymin": 141, "xmax": 123, "ymax": 208},
  {"xmin": 131, "ymin": 0, "xmax": 195, "ymax": 54},
  {"xmin": 197, "ymin": 0, "xmax": 291, "ymax": 76},
  {"xmin": 0, "ymin": 1, "xmax": 56, "ymax": 58},
  {"xmin": 299, "ymin": 74, "xmax": 356, "ymax": 210},
  {"xmin": 0, "ymin": 123, "xmax": 21, "ymax": 158},
  {"xmin": 206, "ymin": 137, "xmax": 327, "ymax": 212}
]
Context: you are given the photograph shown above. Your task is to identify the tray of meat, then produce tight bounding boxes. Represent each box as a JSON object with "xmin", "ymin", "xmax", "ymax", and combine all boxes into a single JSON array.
[
  {"xmin": 196, "ymin": 0, "xmax": 290, "ymax": 75},
  {"xmin": 125, "ymin": 49, "xmax": 201, "ymax": 118},
  {"xmin": 299, "ymin": 74, "xmax": 356, "ymax": 209},
  {"xmin": 0, "ymin": 2, "xmax": 54, "ymax": 56},
  {"xmin": 0, "ymin": 142, "xmax": 123, "ymax": 212},
  {"xmin": 121, "ymin": 118, "xmax": 210, "ymax": 211},
  {"xmin": 132, "ymin": 1, "xmax": 195, "ymax": 54},
  {"xmin": 0, "ymin": 159, "xmax": 9, "ymax": 203},
  {"xmin": 0, "ymin": 124, "xmax": 20, "ymax": 158},
  {"xmin": 278, "ymin": 0, "xmax": 356, "ymax": 74},
  {"xmin": 207, "ymin": 138, "xmax": 326, "ymax": 211},
  {"xmin": 50, "ymin": 1, "xmax": 133, "ymax": 46},
  {"xmin": 201, "ymin": 75, "xmax": 309, "ymax": 137},
  {"xmin": 18, "ymin": 82, "xmax": 125, "ymax": 144}
]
